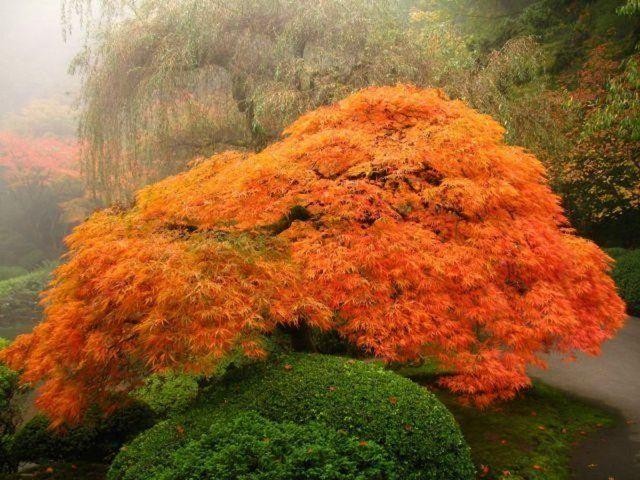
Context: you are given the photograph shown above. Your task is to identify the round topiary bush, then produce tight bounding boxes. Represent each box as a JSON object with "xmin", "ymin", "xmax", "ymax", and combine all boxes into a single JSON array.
[
  {"xmin": 110, "ymin": 410, "xmax": 396, "ymax": 480},
  {"xmin": 109, "ymin": 353, "xmax": 474, "ymax": 480},
  {"xmin": 609, "ymin": 249, "xmax": 640, "ymax": 316}
]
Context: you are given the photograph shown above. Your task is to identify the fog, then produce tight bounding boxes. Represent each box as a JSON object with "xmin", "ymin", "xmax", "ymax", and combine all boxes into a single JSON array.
[{"xmin": 0, "ymin": 0, "xmax": 80, "ymax": 117}]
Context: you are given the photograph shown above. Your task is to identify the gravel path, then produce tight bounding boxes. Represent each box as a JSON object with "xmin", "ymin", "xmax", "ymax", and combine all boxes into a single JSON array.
[{"xmin": 532, "ymin": 316, "xmax": 640, "ymax": 479}]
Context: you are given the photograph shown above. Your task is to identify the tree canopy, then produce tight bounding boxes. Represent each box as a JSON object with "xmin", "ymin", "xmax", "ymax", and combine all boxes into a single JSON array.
[
  {"xmin": 1, "ymin": 86, "xmax": 625, "ymax": 426},
  {"xmin": 65, "ymin": 0, "xmax": 555, "ymax": 203}
]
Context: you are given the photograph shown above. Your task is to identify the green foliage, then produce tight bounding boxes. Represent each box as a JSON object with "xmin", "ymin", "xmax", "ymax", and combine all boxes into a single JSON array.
[
  {"xmin": 0, "ymin": 340, "xmax": 19, "ymax": 473},
  {"xmin": 110, "ymin": 353, "xmax": 474, "ymax": 480},
  {"xmin": 562, "ymin": 56, "xmax": 640, "ymax": 240},
  {"xmin": 0, "ymin": 266, "xmax": 52, "ymax": 330},
  {"xmin": 0, "ymin": 366, "xmax": 19, "ymax": 433},
  {"xmin": 0, "ymin": 267, "xmax": 27, "ymax": 282},
  {"xmin": 608, "ymin": 248, "xmax": 640, "ymax": 315},
  {"xmin": 70, "ymin": 0, "xmax": 447, "ymax": 201},
  {"xmin": 606, "ymin": 247, "xmax": 631, "ymax": 260},
  {"xmin": 132, "ymin": 372, "xmax": 200, "ymax": 416},
  {"xmin": 110, "ymin": 411, "xmax": 397, "ymax": 480},
  {"xmin": 435, "ymin": 381, "xmax": 617, "ymax": 480},
  {"xmin": 398, "ymin": 366, "xmax": 617, "ymax": 479},
  {"xmin": 65, "ymin": 0, "xmax": 555, "ymax": 204},
  {"xmin": 619, "ymin": 0, "xmax": 640, "ymax": 15},
  {"xmin": 8, "ymin": 403, "xmax": 155, "ymax": 465}
]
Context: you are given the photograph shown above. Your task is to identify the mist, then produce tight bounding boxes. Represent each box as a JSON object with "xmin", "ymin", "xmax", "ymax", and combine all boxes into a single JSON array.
[{"xmin": 0, "ymin": 0, "xmax": 79, "ymax": 117}]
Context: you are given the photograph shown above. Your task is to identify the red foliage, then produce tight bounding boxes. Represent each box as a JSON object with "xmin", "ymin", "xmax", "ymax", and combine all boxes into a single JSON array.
[
  {"xmin": 1, "ymin": 86, "xmax": 625, "ymax": 425},
  {"xmin": 570, "ymin": 44, "xmax": 621, "ymax": 105},
  {"xmin": 0, "ymin": 132, "xmax": 79, "ymax": 183}
]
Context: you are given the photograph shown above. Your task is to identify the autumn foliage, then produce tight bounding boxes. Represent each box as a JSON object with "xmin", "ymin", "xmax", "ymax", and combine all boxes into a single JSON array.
[
  {"xmin": 0, "ymin": 132, "xmax": 79, "ymax": 183},
  {"xmin": 2, "ymin": 85, "xmax": 625, "ymax": 425}
]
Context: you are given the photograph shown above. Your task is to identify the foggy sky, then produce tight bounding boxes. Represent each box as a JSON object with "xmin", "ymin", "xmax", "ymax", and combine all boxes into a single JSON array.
[{"xmin": 0, "ymin": 0, "xmax": 80, "ymax": 116}]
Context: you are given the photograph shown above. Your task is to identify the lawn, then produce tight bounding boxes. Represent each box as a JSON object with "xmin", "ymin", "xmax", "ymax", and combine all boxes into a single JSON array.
[{"xmin": 399, "ymin": 363, "xmax": 617, "ymax": 480}]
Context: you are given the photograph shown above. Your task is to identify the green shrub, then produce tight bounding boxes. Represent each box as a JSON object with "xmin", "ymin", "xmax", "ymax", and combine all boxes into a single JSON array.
[
  {"xmin": 110, "ymin": 353, "xmax": 474, "ymax": 480},
  {"xmin": 0, "ymin": 266, "xmax": 52, "ymax": 328},
  {"xmin": 0, "ymin": 266, "xmax": 28, "ymax": 282},
  {"xmin": 9, "ymin": 403, "xmax": 155, "ymax": 465},
  {"xmin": 17, "ymin": 249, "xmax": 48, "ymax": 270},
  {"xmin": 609, "ymin": 248, "xmax": 640, "ymax": 316},
  {"xmin": 606, "ymin": 247, "xmax": 630, "ymax": 260},
  {"xmin": 0, "ymin": 339, "xmax": 19, "ymax": 472},
  {"xmin": 132, "ymin": 372, "xmax": 200, "ymax": 416},
  {"xmin": 0, "ymin": 365, "xmax": 19, "ymax": 433},
  {"xmin": 110, "ymin": 410, "xmax": 397, "ymax": 480}
]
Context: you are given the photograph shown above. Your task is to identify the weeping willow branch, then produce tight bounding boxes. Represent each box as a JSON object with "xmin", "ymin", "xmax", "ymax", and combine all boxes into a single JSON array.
[{"xmin": 65, "ymin": 0, "xmax": 555, "ymax": 204}]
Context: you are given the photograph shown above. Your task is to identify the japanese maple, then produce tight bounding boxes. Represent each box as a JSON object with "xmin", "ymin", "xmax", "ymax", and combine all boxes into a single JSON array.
[{"xmin": 2, "ymin": 85, "xmax": 625, "ymax": 425}]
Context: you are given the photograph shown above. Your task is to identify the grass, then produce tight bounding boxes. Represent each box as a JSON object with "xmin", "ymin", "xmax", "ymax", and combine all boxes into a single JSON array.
[{"xmin": 398, "ymin": 363, "xmax": 617, "ymax": 480}]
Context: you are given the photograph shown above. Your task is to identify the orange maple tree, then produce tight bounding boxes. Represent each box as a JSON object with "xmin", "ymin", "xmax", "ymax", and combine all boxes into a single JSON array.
[{"xmin": 1, "ymin": 85, "xmax": 625, "ymax": 425}]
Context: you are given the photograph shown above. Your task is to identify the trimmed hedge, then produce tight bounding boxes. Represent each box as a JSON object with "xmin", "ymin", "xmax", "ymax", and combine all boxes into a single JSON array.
[
  {"xmin": 110, "ymin": 410, "xmax": 396, "ymax": 480},
  {"xmin": 109, "ymin": 353, "xmax": 474, "ymax": 480},
  {"xmin": 607, "ymin": 248, "xmax": 640, "ymax": 316}
]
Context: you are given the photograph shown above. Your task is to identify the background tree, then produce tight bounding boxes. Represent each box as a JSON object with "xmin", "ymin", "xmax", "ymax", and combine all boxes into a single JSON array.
[
  {"xmin": 559, "ymin": 56, "xmax": 640, "ymax": 246},
  {"xmin": 2, "ymin": 86, "xmax": 625, "ymax": 426},
  {"xmin": 0, "ymin": 133, "xmax": 83, "ymax": 265},
  {"xmin": 64, "ymin": 0, "xmax": 554, "ymax": 204},
  {"xmin": 1, "ymin": 97, "xmax": 78, "ymax": 139}
]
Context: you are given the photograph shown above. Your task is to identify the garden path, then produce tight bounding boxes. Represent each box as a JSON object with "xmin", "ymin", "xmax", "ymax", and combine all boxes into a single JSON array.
[{"xmin": 533, "ymin": 316, "xmax": 640, "ymax": 480}]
